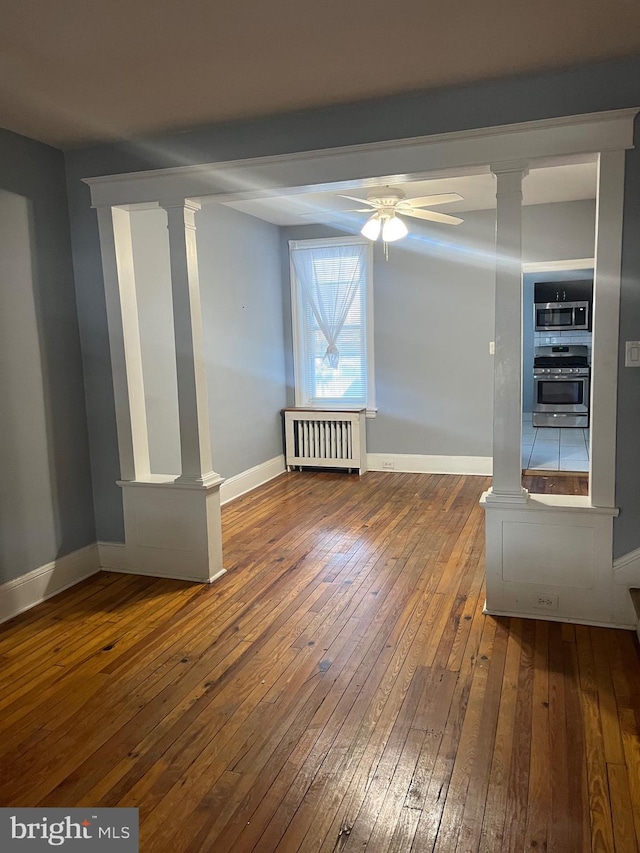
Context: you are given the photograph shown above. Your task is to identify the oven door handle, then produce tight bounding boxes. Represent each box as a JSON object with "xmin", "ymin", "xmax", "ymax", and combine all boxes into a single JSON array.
[{"xmin": 533, "ymin": 374, "xmax": 589, "ymax": 380}]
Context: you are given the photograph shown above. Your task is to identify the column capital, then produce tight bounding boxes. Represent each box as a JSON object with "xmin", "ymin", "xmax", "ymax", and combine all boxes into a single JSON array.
[
  {"xmin": 490, "ymin": 160, "xmax": 530, "ymax": 178},
  {"xmin": 159, "ymin": 198, "xmax": 202, "ymax": 213},
  {"xmin": 161, "ymin": 199, "xmax": 201, "ymax": 232}
]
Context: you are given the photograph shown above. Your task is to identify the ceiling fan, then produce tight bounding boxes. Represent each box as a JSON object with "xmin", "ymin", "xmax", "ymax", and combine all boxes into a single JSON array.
[{"xmin": 337, "ymin": 186, "xmax": 464, "ymax": 245}]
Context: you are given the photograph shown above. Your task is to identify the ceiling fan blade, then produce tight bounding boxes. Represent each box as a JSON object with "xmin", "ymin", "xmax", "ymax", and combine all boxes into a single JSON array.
[
  {"xmin": 404, "ymin": 208, "xmax": 463, "ymax": 225},
  {"xmin": 397, "ymin": 192, "xmax": 463, "ymax": 209},
  {"xmin": 298, "ymin": 209, "xmax": 371, "ymax": 218},
  {"xmin": 337, "ymin": 195, "xmax": 377, "ymax": 206}
]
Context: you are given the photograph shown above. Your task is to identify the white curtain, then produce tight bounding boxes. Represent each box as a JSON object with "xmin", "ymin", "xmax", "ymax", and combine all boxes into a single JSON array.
[{"xmin": 291, "ymin": 242, "xmax": 366, "ymax": 368}]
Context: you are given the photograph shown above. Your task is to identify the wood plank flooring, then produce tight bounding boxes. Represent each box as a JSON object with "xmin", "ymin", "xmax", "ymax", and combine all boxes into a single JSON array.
[
  {"xmin": 1, "ymin": 471, "xmax": 639, "ymax": 852},
  {"xmin": 524, "ymin": 473, "xmax": 589, "ymax": 496}
]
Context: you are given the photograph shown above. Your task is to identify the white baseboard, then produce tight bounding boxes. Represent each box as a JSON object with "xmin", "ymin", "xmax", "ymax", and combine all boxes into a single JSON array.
[
  {"xmin": 98, "ymin": 563, "xmax": 227, "ymax": 584},
  {"xmin": 367, "ymin": 453, "xmax": 493, "ymax": 476},
  {"xmin": 98, "ymin": 541, "xmax": 127, "ymax": 571},
  {"xmin": 98, "ymin": 541, "xmax": 225, "ymax": 583},
  {"xmin": 483, "ymin": 603, "xmax": 636, "ymax": 631},
  {"xmin": 0, "ymin": 543, "xmax": 100, "ymax": 625},
  {"xmin": 220, "ymin": 455, "xmax": 286, "ymax": 505},
  {"xmin": 613, "ymin": 546, "xmax": 640, "ymax": 585}
]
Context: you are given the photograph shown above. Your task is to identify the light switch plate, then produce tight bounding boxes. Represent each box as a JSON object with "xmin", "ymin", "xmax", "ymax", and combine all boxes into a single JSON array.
[
  {"xmin": 625, "ymin": 341, "xmax": 640, "ymax": 367},
  {"xmin": 489, "ymin": 341, "xmax": 495, "ymax": 355}
]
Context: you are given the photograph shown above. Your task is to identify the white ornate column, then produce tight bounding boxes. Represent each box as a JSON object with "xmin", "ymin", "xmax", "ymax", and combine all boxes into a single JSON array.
[
  {"xmin": 95, "ymin": 205, "xmax": 150, "ymax": 482},
  {"xmin": 481, "ymin": 163, "xmax": 532, "ymax": 621},
  {"xmin": 589, "ymin": 150, "xmax": 626, "ymax": 508},
  {"xmin": 96, "ymin": 200, "xmax": 225, "ymax": 584},
  {"xmin": 485, "ymin": 162, "xmax": 529, "ymax": 504},
  {"xmin": 161, "ymin": 200, "xmax": 218, "ymax": 485}
]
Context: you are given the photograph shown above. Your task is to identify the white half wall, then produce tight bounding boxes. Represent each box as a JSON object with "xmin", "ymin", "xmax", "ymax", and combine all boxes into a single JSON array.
[
  {"xmin": 482, "ymin": 494, "xmax": 635, "ymax": 629},
  {"xmin": 98, "ymin": 455, "xmax": 287, "ymax": 577}
]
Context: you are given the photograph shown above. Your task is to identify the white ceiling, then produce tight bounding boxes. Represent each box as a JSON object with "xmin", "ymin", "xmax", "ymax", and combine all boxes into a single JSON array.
[
  {"xmin": 0, "ymin": 1, "xmax": 638, "ymax": 147},
  {"xmin": 222, "ymin": 161, "xmax": 598, "ymax": 226}
]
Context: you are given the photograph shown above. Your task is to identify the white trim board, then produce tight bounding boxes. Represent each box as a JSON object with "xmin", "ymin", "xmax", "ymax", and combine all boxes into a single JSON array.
[
  {"xmin": 0, "ymin": 544, "xmax": 100, "ymax": 625},
  {"xmin": 522, "ymin": 258, "xmax": 595, "ymax": 272},
  {"xmin": 367, "ymin": 453, "xmax": 492, "ymax": 476},
  {"xmin": 84, "ymin": 109, "xmax": 638, "ymax": 208},
  {"xmin": 220, "ymin": 455, "xmax": 286, "ymax": 505}
]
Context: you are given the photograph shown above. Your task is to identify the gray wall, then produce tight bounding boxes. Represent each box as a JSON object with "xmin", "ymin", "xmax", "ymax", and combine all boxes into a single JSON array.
[
  {"xmin": 63, "ymin": 58, "xmax": 640, "ymax": 554},
  {"xmin": 0, "ymin": 129, "xmax": 94, "ymax": 583},
  {"xmin": 197, "ymin": 203, "xmax": 287, "ymax": 479},
  {"xmin": 372, "ymin": 215, "xmax": 496, "ymax": 456},
  {"xmin": 522, "ymin": 199, "xmax": 596, "ymax": 264},
  {"xmin": 616, "ymin": 120, "xmax": 640, "ymax": 559}
]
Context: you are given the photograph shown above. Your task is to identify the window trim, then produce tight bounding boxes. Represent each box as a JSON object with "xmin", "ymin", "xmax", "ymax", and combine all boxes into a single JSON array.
[{"xmin": 289, "ymin": 236, "xmax": 376, "ymax": 417}]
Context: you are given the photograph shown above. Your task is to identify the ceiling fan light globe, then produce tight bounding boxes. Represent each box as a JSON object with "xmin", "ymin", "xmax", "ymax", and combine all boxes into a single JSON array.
[
  {"xmin": 361, "ymin": 215, "xmax": 382, "ymax": 241},
  {"xmin": 382, "ymin": 215, "xmax": 408, "ymax": 242}
]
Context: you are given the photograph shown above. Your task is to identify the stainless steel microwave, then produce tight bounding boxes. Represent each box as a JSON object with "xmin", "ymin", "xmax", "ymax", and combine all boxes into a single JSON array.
[{"xmin": 534, "ymin": 301, "xmax": 589, "ymax": 332}]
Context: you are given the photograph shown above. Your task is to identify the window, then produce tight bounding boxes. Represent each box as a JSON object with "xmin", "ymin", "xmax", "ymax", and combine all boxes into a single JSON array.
[{"xmin": 289, "ymin": 237, "xmax": 375, "ymax": 413}]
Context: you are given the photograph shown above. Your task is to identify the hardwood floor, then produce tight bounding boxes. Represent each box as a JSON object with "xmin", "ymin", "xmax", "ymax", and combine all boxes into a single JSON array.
[
  {"xmin": 1, "ymin": 471, "xmax": 639, "ymax": 852},
  {"xmin": 524, "ymin": 473, "xmax": 589, "ymax": 496}
]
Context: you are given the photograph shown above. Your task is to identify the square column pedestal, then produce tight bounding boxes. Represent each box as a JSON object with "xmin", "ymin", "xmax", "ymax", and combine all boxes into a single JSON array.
[
  {"xmin": 118, "ymin": 474, "xmax": 225, "ymax": 583},
  {"xmin": 480, "ymin": 493, "xmax": 634, "ymax": 628}
]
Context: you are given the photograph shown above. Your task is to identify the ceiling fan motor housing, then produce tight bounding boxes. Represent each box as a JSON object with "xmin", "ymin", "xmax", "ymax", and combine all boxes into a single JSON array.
[{"xmin": 367, "ymin": 187, "xmax": 406, "ymax": 206}]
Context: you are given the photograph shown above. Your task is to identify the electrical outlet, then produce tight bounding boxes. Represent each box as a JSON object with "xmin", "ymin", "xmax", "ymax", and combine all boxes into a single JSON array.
[
  {"xmin": 625, "ymin": 341, "xmax": 640, "ymax": 367},
  {"xmin": 382, "ymin": 459, "xmax": 395, "ymax": 470},
  {"xmin": 532, "ymin": 593, "xmax": 558, "ymax": 610}
]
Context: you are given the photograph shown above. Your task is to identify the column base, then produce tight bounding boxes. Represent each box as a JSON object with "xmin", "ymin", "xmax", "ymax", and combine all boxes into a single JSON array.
[
  {"xmin": 117, "ymin": 476, "xmax": 225, "ymax": 583},
  {"xmin": 482, "ymin": 486, "xmax": 530, "ymax": 505},
  {"xmin": 175, "ymin": 471, "xmax": 224, "ymax": 489}
]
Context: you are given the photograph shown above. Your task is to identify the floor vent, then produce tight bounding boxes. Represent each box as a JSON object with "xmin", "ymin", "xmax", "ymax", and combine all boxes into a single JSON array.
[{"xmin": 283, "ymin": 409, "xmax": 367, "ymax": 474}]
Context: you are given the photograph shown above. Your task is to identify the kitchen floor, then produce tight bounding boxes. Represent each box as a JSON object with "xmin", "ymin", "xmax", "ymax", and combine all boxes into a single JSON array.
[{"xmin": 522, "ymin": 412, "xmax": 589, "ymax": 472}]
